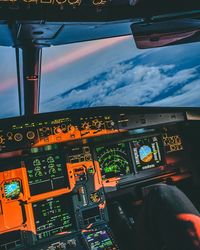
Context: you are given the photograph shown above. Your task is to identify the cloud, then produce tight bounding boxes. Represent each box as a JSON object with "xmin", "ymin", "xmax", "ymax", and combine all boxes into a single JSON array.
[
  {"xmin": 41, "ymin": 59, "xmax": 199, "ymax": 111},
  {"xmin": 0, "ymin": 89, "xmax": 19, "ymax": 118},
  {"xmin": 150, "ymin": 79, "xmax": 200, "ymax": 107},
  {"xmin": 40, "ymin": 35, "xmax": 139, "ymax": 102}
]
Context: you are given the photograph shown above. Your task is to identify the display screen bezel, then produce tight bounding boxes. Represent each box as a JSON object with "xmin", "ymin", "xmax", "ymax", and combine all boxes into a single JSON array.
[
  {"xmin": 131, "ymin": 134, "xmax": 165, "ymax": 172},
  {"xmin": 95, "ymin": 142, "xmax": 133, "ymax": 180},
  {"xmin": 82, "ymin": 228, "xmax": 117, "ymax": 250},
  {"xmin": 32, "ymin": 194, "xmax": 77, "ymax": 241}
]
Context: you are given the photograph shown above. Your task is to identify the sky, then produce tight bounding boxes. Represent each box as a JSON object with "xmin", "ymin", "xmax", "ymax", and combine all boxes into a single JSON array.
[{"xmin": 1, "ymin": 35, "xmax": 200, "ymax": 118}]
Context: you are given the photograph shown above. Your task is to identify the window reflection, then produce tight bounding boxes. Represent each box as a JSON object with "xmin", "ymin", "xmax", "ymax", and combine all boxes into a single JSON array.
[{"xmin": 0, "ymin": 47, "xmax": 19, "ymax": 118}]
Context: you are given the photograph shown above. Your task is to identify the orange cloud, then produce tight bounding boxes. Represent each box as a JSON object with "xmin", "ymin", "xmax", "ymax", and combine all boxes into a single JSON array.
[
  {"xmin": 42, "ymin": 36, "xmax": 130, "ymax": 73},
  {"xmin": 0, "ymin": 36, "xmax": 130, "ymax": 93},
  {"xmin": 0, "ymin": 78, "xmax": 17, "ymax": 92}
]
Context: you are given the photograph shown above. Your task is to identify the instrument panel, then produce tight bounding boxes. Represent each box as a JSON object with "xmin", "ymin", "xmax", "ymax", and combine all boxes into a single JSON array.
[
  {"xmin": 0, "ymin": 108, "xmax": 184, "ymax": 153},
  {"xmin": 0, "ymin": 107, "xmax": 188, "ymax": 250}
]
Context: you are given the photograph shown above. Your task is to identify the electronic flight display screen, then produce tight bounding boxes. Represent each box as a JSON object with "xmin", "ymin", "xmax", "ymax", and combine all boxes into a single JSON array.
[
  {"xmin": 82, "ymin": 229, "xmax": 117, "ymax": 250},
  {"xmin": 32, "ymin": 194, "xmax": 76, "ymax": 240},
  {"xmin": 132, "ymin": 136, "xmax": 164, "ymax": 171},
  {"xmin": 96, "ymin": 143, "xmax": 131, "ymax": 180},
  {"xmin": 26, "ymin": 153, "xmax": 69, "ymax": 195},
  {"xmin": 4, "ymin": 180, "xmax": 21, "ymax": 199}
]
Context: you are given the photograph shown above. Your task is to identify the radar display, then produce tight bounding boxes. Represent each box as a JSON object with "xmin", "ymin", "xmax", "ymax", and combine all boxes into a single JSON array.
[
  {"xmin": 96, "ymin": 143, "xmax": 131, "ymax": 180},
  {"xmin": 132, "ymin": 136, "xmax": 164, "ymax": 171}
]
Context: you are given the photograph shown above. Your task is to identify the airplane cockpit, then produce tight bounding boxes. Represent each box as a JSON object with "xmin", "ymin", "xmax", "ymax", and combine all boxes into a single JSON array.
[{"xmin": 1, "ymin": 1, "xmax": 200, "ymax": 250}]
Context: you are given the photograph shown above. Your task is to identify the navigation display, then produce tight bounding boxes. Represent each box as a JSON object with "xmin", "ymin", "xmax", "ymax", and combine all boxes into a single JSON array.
[
  {"xmin": 26, "ymin": 153, "xmax": 69, "ymax": 195},
  {"xmin": 82, "ymin": 229, "xmax": 117, "ymax": 250},
  {"xmin": 132, "ymin": 136, "xmax": 164, "ymax": 171},
  {"xmin": 32, "ymin": 195, "xmax": 76, "ymax": 240},
  {"xmin": 96, "ymin": 143, "xmax": 131, "ymax": 180}
]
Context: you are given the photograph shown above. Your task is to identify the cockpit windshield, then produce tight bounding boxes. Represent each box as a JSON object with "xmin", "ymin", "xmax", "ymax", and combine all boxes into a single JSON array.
[
  {"xmin": 1, "ymin": 34, "xmax": 200, "ymax": 119},
  {"xmin": 40, "ymin": 35, "xmax": 200, "ymax": 113},
  {"xmin": 0, "ymin": 47, "xmax": 19, "ymax": 119}
]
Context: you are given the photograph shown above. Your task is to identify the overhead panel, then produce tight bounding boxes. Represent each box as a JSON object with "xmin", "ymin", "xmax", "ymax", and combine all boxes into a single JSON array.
[{"xmin": 0, "ymin": 0, "xmax": 199, "ymax": 22}]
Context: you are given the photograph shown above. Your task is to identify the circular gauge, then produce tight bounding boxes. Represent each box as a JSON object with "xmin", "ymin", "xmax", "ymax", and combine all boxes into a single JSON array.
[
  {"xmin": 139, "ymin": 145, "xmax": 153, "ymax": 163},
  {"xmin": 67, "ymin": 124, "xmax": 75, "ymax": 133},
  {"xmin": 26, "ymin": 131, "xmax": 35, "ymax": 140},
  {"xmin": 60, "ymin": 123, "xmax": 67, "ymax": 132},
  {"xmin": 92, "ymin": 119, "xmax": 103, "ymax": 129},
  {"xmin": 96, "ymin": 143, "xmax": 130, "ymax": 180},
  {"xmin": 82, "ymin": 122, "xmax": 91, "ymax": 130},
  {"xmin": 53, "ymin": 126, "xmax": 62, "ymax": 135},
  {"xmin": 14, "ymin": 133, "xmax": 23, "ymax": 142}
]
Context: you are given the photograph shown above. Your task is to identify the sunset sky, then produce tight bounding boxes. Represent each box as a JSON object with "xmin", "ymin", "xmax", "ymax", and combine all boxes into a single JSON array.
[{"xmin": 0, "ymin": 35, "xmax": 200, "ymax": 118}]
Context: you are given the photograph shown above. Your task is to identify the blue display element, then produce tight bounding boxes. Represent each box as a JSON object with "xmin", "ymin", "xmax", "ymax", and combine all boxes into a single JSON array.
[
  {"xmin": 139, "ymin": 146, "xmax": 153, "ymax": 163},
  {"xmin": 4, "ymin": 180, "xmax": 21, "ymax": 199}
]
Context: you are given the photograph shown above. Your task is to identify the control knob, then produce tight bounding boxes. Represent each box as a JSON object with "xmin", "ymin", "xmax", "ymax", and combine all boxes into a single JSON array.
[
  {"xmin": 14, "ymin": 133, "xmax": 23, "ymax": 142},
  {"xmin": 26, "ymin": 131, "xmax": 35, "ymax": 140}
]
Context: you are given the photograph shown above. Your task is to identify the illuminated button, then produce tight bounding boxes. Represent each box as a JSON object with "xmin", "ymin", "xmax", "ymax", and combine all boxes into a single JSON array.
[
  {"xmin": 92, "ymin": 119, "xmax": 103, "ymax": 129},
  {"xmin": 26, "ymin": 131, "xmax": 35, "ymax": 140},
  {"xmin": 68, "ymin": 125, "xmax": 75, "ymax": 133},
  {"xmin": 68, "ymin": 0, "xmax": 81, "ymax": 5},
  {"xmin": 82, "ymin": 122, "xmax": 90, "ymax": 130},
  {"xmin": 84, "ymin": 155, "xmax": 92, "ymax": 161},
  {"xmin": 54, "ymin": 126, "xmax": 62, "ymax": 134},
  {"xmin": 55, "ymin": 0, "xmax": 67, "ymax": 4},
  {"xmin": 60, "ymin": 123, "xmax": 67, "ymax": 132},
  {"xmin": 31, "ymin": 147, "xmax": 39, "ymax": 154},
  {"xmin": 90, "ymin": 192, "xmax": 101, "ymax": 203},
  {"xmin": 93, "ymin": 0, "xmax": 107, "ymax": 5},
  {"xmin": 0, "ymin": 135, "xmax": 5, "ymax": 145},
  {"xmin": 41, "ymin": 127, "xmax": 49, "ymax": 132},
  {"xmin": 66, "ymin": 239, "xmax": 77, "ymax": 248},
  {"xmin": 14, "ymin": 133, "xmax": 23, "ymax": 142},
  {"xmin": 106, "ymin": 121, "xmax": 115, "ymax": 129},
  {"xmin": 23, "ymin": 0, "xmax": 38, "ymax": 3},
  {"xmin": 40, "ymin": 0, "xmax": 53, "ymax": 4},
  {"xmin": 87, "ymin": 167, "xmax": 94, "ymax": 174},
  {"xmin": 7, "ymin": 132, "xmax": 13, "ymax": 140}
]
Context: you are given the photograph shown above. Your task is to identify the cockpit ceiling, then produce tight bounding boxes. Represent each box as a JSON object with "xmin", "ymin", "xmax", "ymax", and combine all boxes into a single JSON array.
[
  {"xmin": 0, "ymin": 21, "xmax": 133, "ymax": 47},
  {"xmin": 12, "ymin": 22, "xmax": 132, "ymax": 47}
]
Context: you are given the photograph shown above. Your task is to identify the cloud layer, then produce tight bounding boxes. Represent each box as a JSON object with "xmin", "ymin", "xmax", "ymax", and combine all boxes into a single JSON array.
[{"xmin": 41, "ymin": 56, "xmax": 200, "ymax": 112}]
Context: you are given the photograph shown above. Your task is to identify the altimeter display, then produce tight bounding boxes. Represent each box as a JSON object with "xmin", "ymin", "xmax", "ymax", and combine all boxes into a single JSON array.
[{"xmin": 96, "ymin": 143, "xmax": 131, "ymax": 180}]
